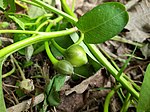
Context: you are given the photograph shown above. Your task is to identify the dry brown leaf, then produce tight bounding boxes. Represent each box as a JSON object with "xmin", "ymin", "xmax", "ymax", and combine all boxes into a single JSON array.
[
  {"xmin": 7, "ymin": 93, "xmax": 44, "ymax": 112},
  {"xmin": 140, "ymin": 43, "xmax": 150, "ymax": 59},
  {"xmin": 125, "ymin": 0, "xmax": 150, "ymax": 42},
  {"xmin": 65, "ymin": 69, "xmax": 108, "ymax": 95}
]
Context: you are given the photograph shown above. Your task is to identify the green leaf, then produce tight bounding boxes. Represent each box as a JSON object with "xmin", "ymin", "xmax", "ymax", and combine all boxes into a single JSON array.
[
  {"xmin": 47, "ymin": 88, "xmax": 60, "ymax": 106},
  {"xmin": 0, "ymin": 0, "xmax": 15, "ymax": 11},
  {"xmin": 46, "ymin": 75, "xmax": 66, "ymax": 106},
  {"xmin": 28, "ymin": 5, "xmax": 46, "ymax": 18},
  {"xmin": 137, "ymin": 64, "xmax": 150, "ymax": 112},
  {"xmin": 0, "ymin": 0, "xmax": 7, "ymax": 10},
  {"xmin": 9, "ymin": 14, "xmax": 35, "ymax": 25},
  {"xmin": 0, "ymin": 0, "xmax": 4, "ymax": 9},
  {"xmin": 76, "ymin": 2, "xmax": 129, "ymax": 44},
  {"xmin": 25, "ymin": 45, "xmax": 34, "ymax": 61},
  {"xmin": 15, "ymin": 82, "xmax": 25, "ymax": 98},
  {"xmin": 9, "ymin": 15, "xmax": 25, "ymax": 30},
  {"xmin": 0, "ymin": 57, "xmax": 7, "ymax": 112}
]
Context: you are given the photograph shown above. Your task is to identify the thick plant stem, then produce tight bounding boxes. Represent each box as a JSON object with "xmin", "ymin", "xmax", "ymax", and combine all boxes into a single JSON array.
[
  {"xmin": 0, "ymin": 30, "xmax": 40, "ymax": 34},
  {"xmin": 120, "ymin": 92, "xmax": 131, "ymax": 112},
  {"xmin": 86, "ymin": 44, "xmax": 139, "ymax": 99},
  {"xmin": 12, "ymin": 55, "xmax": 26, "ymax": 80},
  {"xmin": 60, "ymin": 0, "xmax": 77, "ymax": 18},
  {"xmin": 0, "ymin": 28, "xmax": 77, "ymax": 111},
  {"xmin": 0, "ymin": 27, "xmax": 78, "ymax": 58},
  {"xmin": 45, "ymin": 41, "xmax": 58, "ymax": 65},
  {"xmin": 32, "ymin": 0, "xmax": 78, "ymax": 24},
  {"xmin": 74, "ymin": 33, "xmax": 84, "ymax": 45},
  {"xmin": 2, "ymin": 57, "xmax": 15, "ymax": 78},
  {"xmin": 104, "ymin": 85, "xmax": 122, "ymax": 112}
]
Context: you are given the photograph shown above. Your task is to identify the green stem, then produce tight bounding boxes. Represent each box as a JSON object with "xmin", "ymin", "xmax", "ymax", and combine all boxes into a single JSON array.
[
  {"xmin": 32, "ymin": 19, "xmax": 51, "ymax": 37},
  {"xmin": 25, "ymin": 14, "xmax": 53, "ymax": 26},
  {"xmin": 71, "ymin": 0, "xmax": 76, "ymax": 11},
  {"xmin": 12, "ymin": 55, "xmax": 26, "ymax": 80},
  {"xmin": 60, "ymin": 0, "xmax": 77, "ymax": 18},
  {"xmin": 123, "ymin": 75, "xmax": 141, "ymax": 91},
  {"xmin": 46, "ymin": 16, "xmax": 66, "ymax": 54},
  {"xmin": 2, "ymin": 57, "xmax": 15, "ymax": 78},
  {"xmin": 112, "ymin": 36, "xmax": 144, "ymax": 48},
  {"xmin": 45, "ymin": 41, "xmax": 58, "ymax": 65},
  {"xmin": 104, "ymin": 85, "xmax": 122, "ymax": 112},
  {"xmin": 98, "ymin": 45, "xmax": 141, "ymax": 92},
  {"xmin": 51, "ymin": 39, "xmax": 66, "ymax": 54},
  {"xmin": 97, "ymin": 45, "xmax": 120, "ymax": 71},
  {"xmin": 86, "ymin": 44, "xmax": 139, "ymax": 99},
  {"xmin": 0, "ymin": 30, "xmax": 40, "ymax": 34},
  {"xmin": 74, "ymin": 33, "xmax": 84, "ymax": 45},
  {"xmin": 15, "ymin": 0, "xmax": 28, "ymax": 10},
  {"xmin": 116, "ymin": 46, "xmax": 137, "ymax": 79},
  {"xmin": 20, "ymin": 0, "xmax": 42, "ymax": 8},
  {"xmin": 32, "ymin": 0, "xmax": 78, "ymax": 24},
  {"xmin": 120, "ymin": 92, "xmax": 131, "ymax": 112},
  {"xmin": 36, "ymin": 20, "xmax": 51, "ymax": 31},
  {"xmin": 0, "ymin": 27, "xmax": 78, "ymax": 58}
]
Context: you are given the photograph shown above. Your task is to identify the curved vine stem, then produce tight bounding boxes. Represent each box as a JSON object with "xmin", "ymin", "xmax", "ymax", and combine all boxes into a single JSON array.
[
  {"xmin": 0, "ymin": 27, "xmax": 78, "ymax": 58},
  {"xmin": 104, "ymin": 84, "xmax": 122, "ymax": 112},
  {"xmin": 32, "ymin": 0, "xmax": 78, "ymax": 24},
  {"xmin": 74, "ymin": 33, "xmax": 84, "ymax": 45},
  {"xmin": 2, "ymin": 56, "xmax": 15, "ymax": 78},
  {"xmin": 51, "ymin": 39, "xmax": 66, "ymax": 54},
  {"xmin": 45, "ymin": 41, "xmax": 58, "ymax": 65},
  {"xmin": 120, "ymin": 92, "xmax": 131, "ymax": 112}
]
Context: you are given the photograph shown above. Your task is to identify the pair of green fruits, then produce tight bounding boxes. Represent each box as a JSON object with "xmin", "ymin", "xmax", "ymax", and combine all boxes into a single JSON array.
[{"xmin": 54, "ymin": 45, "xmax": 88, "ymax": 75}]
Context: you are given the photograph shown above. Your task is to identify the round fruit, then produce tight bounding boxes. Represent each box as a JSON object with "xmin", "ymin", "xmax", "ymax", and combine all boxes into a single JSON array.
[
  {"xmin": 65, "ymin": 45, "xmax": 88, "ymax": 67},
  {"xmin": 54, "ymin": 60, "xmax": 74, "ymax": 75}
]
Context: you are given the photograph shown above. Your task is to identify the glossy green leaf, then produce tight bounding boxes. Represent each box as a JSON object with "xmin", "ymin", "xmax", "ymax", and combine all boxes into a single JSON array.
[
  {"xmin": 137, "ymin": 64, "xmax": 150, "ymax": 112},
  {"xmin": 76, "ymin": 2, "xmax": 128, "ymax": 44}
]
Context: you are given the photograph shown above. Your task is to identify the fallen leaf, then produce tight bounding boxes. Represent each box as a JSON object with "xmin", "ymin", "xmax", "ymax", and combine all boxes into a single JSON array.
[
  {"xmin": 65, "ymin": 69, "xmax": 107, "ymax": 95},
  {"xmin": 140, "ymin": 43, "xmax": 150, "ymax": 59},
  {"xmin": 125, "ymin": 0, "xmax": 150, "ymax": 42}
]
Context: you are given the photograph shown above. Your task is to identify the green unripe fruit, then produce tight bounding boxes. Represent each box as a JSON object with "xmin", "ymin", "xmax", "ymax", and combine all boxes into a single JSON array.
[
  {"xmin": 65, "ymin": 45, "xmax": 88, "ymax": 67},
  {"xmin": 54, "ymin": 60, "xmax": 74, "ymax": 75}
]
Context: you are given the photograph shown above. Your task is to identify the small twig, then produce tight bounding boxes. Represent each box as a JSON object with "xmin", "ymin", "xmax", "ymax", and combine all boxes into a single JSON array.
[
  {"xmin": 7, "ymin": 93, "xmax": 45, "ymax": 112},
  {"xmin": 11, "ymin": 91, "xmax": 19, "ymax": 104},
  {"xmin": 3, "ymin": 83, "xmax": 19, "ymax": 89}
]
